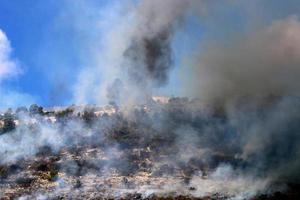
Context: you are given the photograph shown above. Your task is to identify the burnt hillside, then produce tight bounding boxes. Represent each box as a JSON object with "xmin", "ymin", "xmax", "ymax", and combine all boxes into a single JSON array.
[{"xmin": 0, "ymin": 97, "xmax": 300, "ymax": 199}]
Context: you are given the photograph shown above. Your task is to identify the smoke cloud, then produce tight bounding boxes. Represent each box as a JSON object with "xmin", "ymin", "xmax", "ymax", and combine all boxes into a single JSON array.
[
  {"xmin": 183, "ymin": 16, "xmax": 300, "ymax": 106},
  {"xmin": 71, "ymin": 0, "xmax": 300, "ymax": 189},
  {"xmin": 123, "ymin": 0, "xmax": 189, "ymax": 86},
  {"xmin": 105, "ymin": 0, "xmax": 199, "ymax": 106}
]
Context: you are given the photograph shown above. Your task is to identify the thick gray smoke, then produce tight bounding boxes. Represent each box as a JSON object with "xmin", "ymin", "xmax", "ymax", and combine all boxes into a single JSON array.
[
  {"xmin": 183, "ymin": 16, "xmax": 300, "ymax": 106},
  {"xmin": 107, "ymin": 0, "xmax": 194, "ymax": 105},
  {"xmin": 103, "ymin": 0, "xmax": 300, "ymax": 191},
  {"xmin": 124, "ymin": 29, "xmax": 172, "ymax": 87},
  {"xmin": 123, "ymin": 0, "xmax": 189, "ymax": 86},
  {"xmin": 102, "ymin": 0, "xmax": 300, "ymax": 185}
]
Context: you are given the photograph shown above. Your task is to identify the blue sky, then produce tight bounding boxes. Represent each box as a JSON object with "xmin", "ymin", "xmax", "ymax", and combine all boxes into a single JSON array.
[
  {"xmin": 0, "ymin": 1, "xmax": 109, "ymax": 107},
  {"xmin": 0, "ymin": 0, "xmax": 204, "ymax": 109},
  {"xmin": 0, "ymin": 1, "xmax": 74, "ymax": 107},
  {"xmin": 4, "ymin": 0, "xmax": 296, "ymax": 108}
]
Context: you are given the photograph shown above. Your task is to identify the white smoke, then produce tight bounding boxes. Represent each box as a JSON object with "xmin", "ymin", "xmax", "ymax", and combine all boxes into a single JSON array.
[{"xmin": 72, "ymin": 0, "xmax": 201, "ymax": 106}]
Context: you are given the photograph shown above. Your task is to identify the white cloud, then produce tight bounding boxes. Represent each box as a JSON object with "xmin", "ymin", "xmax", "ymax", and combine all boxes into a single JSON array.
[
  {"xmin": 0, "ymin": 29, "xmax": 20, "ymax": 81},
  {"xmin": 0, "ymin": 29, "xmax": 35, "ymax": 109}
]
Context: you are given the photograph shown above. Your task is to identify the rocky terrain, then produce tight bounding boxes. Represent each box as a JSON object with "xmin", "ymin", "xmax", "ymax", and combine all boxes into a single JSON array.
[{"xmin": 0, "ymin": 97, "xmax": 300, "ymax": 199}]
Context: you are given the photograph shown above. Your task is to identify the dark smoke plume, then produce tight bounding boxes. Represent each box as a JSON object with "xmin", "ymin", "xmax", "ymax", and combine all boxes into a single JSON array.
[
  {"xmin": 107, "ymin": 0, "xmax": 192, "ymax": 105},
  {"xmin": 124, "ymin": 29, "xmax": 172, "ymax": 87}
]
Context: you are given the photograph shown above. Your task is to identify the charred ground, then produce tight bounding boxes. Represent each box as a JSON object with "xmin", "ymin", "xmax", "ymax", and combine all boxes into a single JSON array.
[{"xmin": 0, "ymin": 97, "xmax": 300, "ymax": 199}]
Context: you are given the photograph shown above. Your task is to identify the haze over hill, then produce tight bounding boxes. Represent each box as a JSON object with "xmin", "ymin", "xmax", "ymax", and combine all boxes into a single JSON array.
[{"xmin": 1, "ymin": 0, "xmax": 300, "ymax": 199}]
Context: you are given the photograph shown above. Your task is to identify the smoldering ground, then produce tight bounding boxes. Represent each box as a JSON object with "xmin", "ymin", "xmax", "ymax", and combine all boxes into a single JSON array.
[{"xmin": 1, "ymin": 97, "xmax": 300, "ymax": 199}]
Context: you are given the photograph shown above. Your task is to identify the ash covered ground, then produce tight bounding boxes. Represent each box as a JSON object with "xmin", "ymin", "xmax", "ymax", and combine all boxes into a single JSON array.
[{"xmin": 1, "ymin": 97, "xmax": 300, "ymax": 200}]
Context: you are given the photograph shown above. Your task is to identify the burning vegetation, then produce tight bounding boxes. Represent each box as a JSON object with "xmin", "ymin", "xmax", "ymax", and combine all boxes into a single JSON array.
[{"xmin": 0, "ymin": 97, "xmax": 300, "ymax": 199}]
